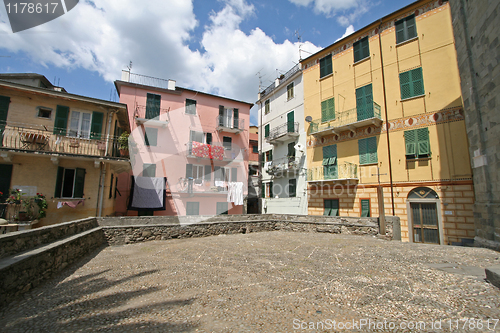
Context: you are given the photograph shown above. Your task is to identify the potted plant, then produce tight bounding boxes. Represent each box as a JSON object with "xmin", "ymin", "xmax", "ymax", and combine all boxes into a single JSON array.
[{"xmin": 118, "ymin": 132, "xmax": 130, "ymax": 157}]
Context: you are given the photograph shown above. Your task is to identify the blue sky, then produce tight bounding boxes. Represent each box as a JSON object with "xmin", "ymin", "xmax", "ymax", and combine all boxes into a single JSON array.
[{"xmin": 0, "ymin": 0, "xmax": 415, "ymax": 125}]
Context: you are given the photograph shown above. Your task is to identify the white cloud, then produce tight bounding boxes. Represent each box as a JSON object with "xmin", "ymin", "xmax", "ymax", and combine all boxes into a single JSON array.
[
  {"xmin": 288, "ymin": 0, "xmax": 370, "ymax": 26},
  {"xmin": 336, "ymin": 25, "xmax": 355, "ymax": 41},
  {"xmin": 0, "ymin": 0, "xmax": 321, "ymax": 124}
]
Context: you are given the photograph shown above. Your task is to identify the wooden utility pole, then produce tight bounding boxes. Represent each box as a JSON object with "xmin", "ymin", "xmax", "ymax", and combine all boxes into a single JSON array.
[{"xmin": 372, "ymin": 167, "xmax": 387, "ymax": 235}]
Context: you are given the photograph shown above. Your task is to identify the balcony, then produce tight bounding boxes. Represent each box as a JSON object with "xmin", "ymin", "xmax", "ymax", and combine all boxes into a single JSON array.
[
  {"xmin": 309, "ymin": 102, "xmax": 382, "ymax": 137},
  {"xmin": 134, "ymin": 105, "xmax": 170, "ymax": 127},
  {"xmin": 187, "ymin": 141, "xmax": 245, "ymax": 161},
  {"xmin": 266, "ymin": 122, "xmax": 299, "ymax": 144},
  {"xmin": 263, "ymin": 156, "xmax": 302, "ymax": 177},
  {"xmin": 0, "ymin": 122, "xmax": 125, "ymax": 159},
  {"xmin": 216, "ymin": 116, "xmax": 245, "ymax": 134},
  {"xmin": 306, "ymin": 162, "xmax": 358, "ymax": 183}
]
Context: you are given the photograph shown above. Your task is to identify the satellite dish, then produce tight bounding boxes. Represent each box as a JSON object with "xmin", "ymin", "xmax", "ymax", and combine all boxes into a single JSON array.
[
  {"xmin": 305, "ymin": 116, "xmax": 312, "ymax": 123},
  {"xmin": 294, "ymin": 143, "xmax": 304, "ymax": 152}
]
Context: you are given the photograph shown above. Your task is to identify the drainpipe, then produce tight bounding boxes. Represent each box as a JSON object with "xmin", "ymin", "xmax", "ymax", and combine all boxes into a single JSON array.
[
  {"xmin": 97, "ymin": 111, "xmax": 114, "ymax": 217},
  {"xmin": 378, "ymin": 20, "xmax": 396, "ymax": 217},
  {"xmin": 105, "ymin": 111, "xmax": 115, "ymax": 156}
]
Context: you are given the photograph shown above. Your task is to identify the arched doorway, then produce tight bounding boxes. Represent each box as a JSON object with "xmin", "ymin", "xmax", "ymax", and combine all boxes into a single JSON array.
[{"xmin": 407, "ymin": 187, "xmax": 443, "ymax": 245}]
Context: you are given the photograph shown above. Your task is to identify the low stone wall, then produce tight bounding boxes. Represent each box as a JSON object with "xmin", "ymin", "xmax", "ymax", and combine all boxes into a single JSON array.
[
  {"xmin": 0, "ymin": 227, "xmax": 105, "ymax": 306},
  {"xmin": 100, "ymin": 215, "xmax": 397, "ymax": 246},
  {"xmin": 0, "ymin": 217, "xmax": 98, "ymax": 259}
]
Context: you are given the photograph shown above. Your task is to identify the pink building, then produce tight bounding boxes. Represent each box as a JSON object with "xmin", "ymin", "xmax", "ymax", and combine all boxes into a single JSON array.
[{"xmin": 114, "ymin": 71, "xmax": 252, "ymax": 216}]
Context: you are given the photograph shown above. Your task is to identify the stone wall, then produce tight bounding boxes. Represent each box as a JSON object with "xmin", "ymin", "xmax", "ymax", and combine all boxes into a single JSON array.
[
  {"xmin": 0, "ymin": 217, "xmax": 98, "ymax": 259},
  {"xmin": 450, "ymin": 0, "xmax": 500, "ymax": 250},
  {"xmin": 0, "ymin": 228, "xmax": 105, "ymax": 305}
]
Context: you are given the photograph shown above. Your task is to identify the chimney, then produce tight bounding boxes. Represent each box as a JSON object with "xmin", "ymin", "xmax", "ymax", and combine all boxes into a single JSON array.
[
  {"xmin": 121, "ymin": 70, "xmax": 130, "ymax": 82},
  {"xmin": 168, "ymin": 79, "xmax": 176, "ymax": 90}
]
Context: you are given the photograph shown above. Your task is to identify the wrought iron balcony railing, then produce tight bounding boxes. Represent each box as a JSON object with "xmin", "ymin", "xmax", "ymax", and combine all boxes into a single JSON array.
[
  {"xmin": 262, "ymin": 156, "xmax": 302, "ymax": 176},
  {"xmin": 216, "ymin": 115, "xmax": 245, "ymax": 133},
  {"xmin": 0, "ymin": 122, "xmax": 125, "ymax": 158},
  {"xmin": 309, "ymin": 102, "xmax": 382, "ymax": 136},
  {"xmin": 307, "ymin": 162, "xmax": 358, "ymax": 182},
  {"xmin": 266, "ymin": 122, "xmax": 299, "ymax": 143},
  {"xmin": 134, "ymin": 105, "xmax": 171, "ymax": 125},
  {"xmin": 187, "ymin": 141, "xmax": 245, "ymax": 161}
]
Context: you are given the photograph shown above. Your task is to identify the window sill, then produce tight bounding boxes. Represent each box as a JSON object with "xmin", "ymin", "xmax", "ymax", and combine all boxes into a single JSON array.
[
  {"xmin": 287, "ymin": 96, "xmax": 295, "ymax": 102},
  {"xmin": 401, "ymin": 94, "xmax": 425, "ymax": 102},
  {"xmin": 319, "ymin": 73, "xmax": 333, "ymax": 81},
  {"xmin": 353, "ymin": 56, "xmax": 370, "ymax": 66},
  {"xmin": 406, "ymin": 157, "xmax": 431, "ymax": 162},
  {"xmin": 396, "ymin": 36, "xmax": 418, "ymax": 47},
  {"xmin": 359, "ymin": 162, "xmax": 378, "ymax": 166}
]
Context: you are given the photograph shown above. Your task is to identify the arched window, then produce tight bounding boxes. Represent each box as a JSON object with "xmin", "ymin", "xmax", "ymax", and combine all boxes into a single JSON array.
[{"xmin": 408, "ymin": 187, "xmax": 439, "ymax": 199}]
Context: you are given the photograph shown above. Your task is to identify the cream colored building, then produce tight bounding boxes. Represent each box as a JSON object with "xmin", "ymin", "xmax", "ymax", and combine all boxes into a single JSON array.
[
  {"xmin": 0, "ymin": 74, "xmax": 130, "ymax": 228},
  {"xmin": 301, "ymin": 0, "xmax": 473, "ymax": 245}
]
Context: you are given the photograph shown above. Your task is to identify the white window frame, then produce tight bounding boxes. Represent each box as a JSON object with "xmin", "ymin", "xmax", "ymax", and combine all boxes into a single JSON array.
[
  {"xmin": 69, "ymin": 111, "xmax": 92, "ymax": 139},
  {"xmin": 193, "ymin": 164, "xmax": 205, "ymax": 182}
]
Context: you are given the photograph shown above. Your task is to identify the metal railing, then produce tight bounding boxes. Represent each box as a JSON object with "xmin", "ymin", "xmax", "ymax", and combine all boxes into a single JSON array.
[
  {"xmin": 267, "ymin": 122, "xmax": 299, "ymax": 141},
  {"xmin": 134, "ymin": 105, "xmax": 171, "ymax": 122},
  {"xmin": 0, "ymin": 122, "xmax": 124, "ymax": 158},
  {"xmin": 309, "ymin": 102, "xmax": 382, "ymax": 135},
  {"xmin": 187, "ymin": 141, "xmax": 245, "ymax": 161},
  {"xmin": 216, "ymin": 115, "xmax": 245, "ymax": 131},
  {"xmin": 263, "ymin": 156, "xmax": 302, "ymax": 176},
  {"xmin": 307, "ymin": 162, "xmax": 358, "ymax": 182},
  {"xmin": 128, "ymin": 73, "xmax": 172, "ymax": 90},
  {"xmin": 260, "ymin": 64, "xmax": 301, "ymax": 98}
]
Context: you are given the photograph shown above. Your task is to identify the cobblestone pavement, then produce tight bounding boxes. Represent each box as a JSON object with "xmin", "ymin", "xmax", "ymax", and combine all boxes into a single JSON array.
[{"xmin": 1, "ymin": 232, "xmax": 499, "ymax": 333}]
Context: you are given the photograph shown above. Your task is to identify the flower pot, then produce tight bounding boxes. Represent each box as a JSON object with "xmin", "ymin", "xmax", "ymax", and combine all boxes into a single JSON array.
[
  {"xmin": 18, "ymin": 211, "xmax": 27, "ymax": 222},
  {"xmin": 120, "ymin": 149, "xmax": 129, "ymax": 157}
]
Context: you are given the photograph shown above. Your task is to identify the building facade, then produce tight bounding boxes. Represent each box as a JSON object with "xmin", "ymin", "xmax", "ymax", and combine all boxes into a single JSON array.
[
  {"xmin": 301, "ymin": 0, "xmax": 474, "ymax": 245},
  {"xmin": 114, "ymin": 71, "xmax": 252, "ymax": 216},
  {"xmin": 450, "ymin": 0, "xmax": 500, "ymax": 250},
  {"xmin": 0, "ymin": 74, "xmax": 130, "ymax": 228},
  {"xmin": 246, "ymin": 126, "xmax": 260, "ymax": 214},
  {"xmin": 257, "ymin": 64, "xmax": 308, "ymax": 215}
]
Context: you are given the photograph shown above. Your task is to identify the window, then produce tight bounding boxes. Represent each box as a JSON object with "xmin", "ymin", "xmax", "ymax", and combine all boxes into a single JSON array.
[
  {"xmin": 264, "ymin": 124, "xmax": 270, "ymax": 138},
  {"xmin": 231, "ymin": 167, "xmax": 238, "ymax": 182},
  {"xmin": 189, "ymin": 130, "xmax": 204, "ymax": 144},
  {"xmin": 356, "ymin": 84, "xmax": 374, "ymax": 121},
  {"xmin": 185, "ymin": 99, "xmax": 197, "ymax": 115},
  {"xmin": 216, "ymin": 202, "xmax": 228, "ymax": 215},
  {"xmin": 396, "ymin": 14, "xmax": 417, "ymax": 44},
  {"xmin": 218, "ymin": 106, "xmax": 239, "ymax": 128},
  {"xmin": 400, "ymin": 67, "xmax": 424, "ymax": 100},
  {"xmin": 223, "ymin": 136, "xmax": 232, "ymax": 150},
  {"xmin": 287, "ymin": 82, "xmax": 294, "ymax": 100},
  {"xmin": 404, "ymin": 127, "xmax": 430, "ymax": 159},
  {"xmin": 144, "ymin": 127, "xmax": 158, "ymax": 146},
  {"xmin": 186, "ymin": 202, "xmax": 200, "ymax": 215},
  {"xmin": 264, "ymin": 99, "xmax": 270, "ymax": 114},
  {"xmin": 322, "ymin": 145, "xmax": 337, "ymax": 180},
  {"xmin": 361, "ymin": 199, "xmax": 370, "ymax": 217},
  {"xmin": 252, "ymin": 145, "xmax": 258, "ymax": 153},
  {"xmin": 288, "ymin": 179, "xmax": 296, "ymax": 198},
  {"xmin": 146, "ymin": 93, "xmax": 161, "ymax": 119},
  {"xmin": 321, "ymin": 97, "xmax": 335, "ymax": 122},
  {"xmin": 53, "ymin": 105, "xmax": 69, "ymax": 136},
  {"xmin": 288, "ymin": 142, "xmax": 295, "ymax": 158},
  {"xmin": 192, "ymin": 165, "xmax": 204, "ymax": 182},
  {"xmin": 55, "ymin": 167, "xmax": 86, "ymax": 198},
  {"xmin": 353, "ymin": 37, "xmax": 370, "ymax": 63},
  {"xmin": 204, "ymin": 165, "xmax": 212, "ymax": 182},
  {"xmin": 265, "ymin": 150, "xmax": 273, "ymax": 162},
  {"xmin": 143, "ymin": 164, "xmax": 156, "ymax": 177},
  {"xmin": 266, "ymin": 182, "xmax": 273, "ymax": 198},
  {"xmin": 324, "ymin": 199, "xmax": 339, "ymax": 216},
  {"xmin": 37, "ymin": 107, "xmax": 52, "ymax": 119},
  {"xmin": 320, "ymin": 54, "xmax": 333, "ymax": 78},
  {"xmin": 358, "ymin": 137, "xmax": 378, "ymax": 165},
  {"xmin": 69, "ymin": 111, "xmax": 91, "ymax": 139}
]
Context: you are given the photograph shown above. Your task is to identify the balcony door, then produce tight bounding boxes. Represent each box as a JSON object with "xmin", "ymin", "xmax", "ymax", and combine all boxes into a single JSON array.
[
  {"xmin": 69, "ymin": 111, "xmax": 91, "ymax": 139},
  {"xmin": 322, "ymin": 145, "xmax": 337, "ymax": 180},
  {"xmin": 0, "ymin": 96, "xmax": 10, "ymax": 147},
  {"xmin": 287, "ymin": 111, "xmax": 294, "ymax": 133},
  {"xmin": 407, "ymin": 187, "xmax": 443, "ymax": 245},
  {"xmin": 356, "ymin": 84, "xmax": 374, "ymax": 121}
]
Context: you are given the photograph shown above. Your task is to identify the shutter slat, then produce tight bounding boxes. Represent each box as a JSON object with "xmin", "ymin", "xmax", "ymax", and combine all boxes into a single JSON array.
[
  {"xmin": 90, "ymin": 112, "xmax": 104, "ymax": 140},
  {"xmin": 54, "ymin": 166, "xmax": 64, "ymax": 198},
  {"xmin": 53, "ymin": 105, "xmax": 69, "ymax": 135},
  {"xmin": 74, "ymin": 168, "xmax": 86, "ymax": 198},
  {"xmin": 400, "ymin": 72, "xmax": 412, "ymax": 99},
  {"xmin": 321, "ymin": 100, "xmax": 328, "ymax": 122}
]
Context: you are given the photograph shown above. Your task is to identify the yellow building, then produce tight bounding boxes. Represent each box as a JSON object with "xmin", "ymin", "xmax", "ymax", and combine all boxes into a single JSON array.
[
  {"xmin": 301, "ymin": 0, "xmax": 474, "ymax": 245},
  {"xmin": 0, "ymin": 74, "xmax": 130, "ymax": 228}
]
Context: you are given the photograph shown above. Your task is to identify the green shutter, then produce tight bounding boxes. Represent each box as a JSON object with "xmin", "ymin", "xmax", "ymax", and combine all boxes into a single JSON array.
[
  {"xmin": 320, "ymin": 55, "xmax": 332, "ymax": 78},
  {"xmin": 261, "ymin": 184, "xmax": 266, "ymax": 198},
  {"xmin": 361, "ymin": 38, "xmax": 370, "ymax": 59},
  {"xmin": 288, "ymin": 179, "xmax": 296, "ymax": 198},
  {"xmin": 74, "ymin": 168, "xmax": 86, "ymax": 198},
  {"xmin": 367, "ymin": 137, "xmax": 378, "ymax": 164},
  {"xmin": 186, "ymin": 164, "xmax": 193, "ymax": 178},
  {"xmin": 265, "ymin": 124, "xmax": 270, "ymax": 138},
  {"xmin": 353, "ymin": 40, "xmax": 361, "ymax": 62},
  {"xmin": 356, "ymin": 84, "xmax": 373, "ymax": 120},
  {"xmin": 404, "ymin": 130, "xmax": 417, "ymax": 156},
  {"xmin": 53, "ymin": 105, "xmax": 69, "ymax": 135},
  {"xmin": 144, "ymin": 127, "xmax": 158, "ymax": 146},
  {"xmin": 269, "ymin": 181, "xmax": 273, "ymax": 198},
  {"xmin": 406, "ymin": 15, "xmax": 417, "ymax": 40},
  {"xmin": 411, "ymin": 68, "xmax": 424, "ymax": 96},
  {"xmin": 287, "ymin": 111, "xmax": 294, "ymax": 132},
  {"xmin": 90, "ymin": 112, "xmax": 104, "ymax": 140},
  {"xmin": 330, "ymin": 200, "xmax": 339, "ymax": 216},
  {"xmin": 324, "ymin": 200, "xmax": 332, "ymax": 216},
  {"xmin": 358, "ymin": 139, "xmax": 368, "ymax": 165},
  {"xmin": 54, "ymin": 166, "xmax": 64, "ymax": 198},
  {"xmin": 361, "ymin": 199, "xmax": 370, "ymax": 217},
  {"xmin": 417, "ymin": 127, "xmax": 430, "ymax": 156},
  {"xmin": 400, "ymin": 71, "xmax": 412, "ymax": 100},
  {"xmin": 327, "ymin": 98, "xmax": 335, "ymax": 121},
  {"xmin": 395, "ymin": 19, "xmax": 405, "ymax": 44},
  {"xmin": 204, "ymin": 165, "xmax": 212, "ymax": 181},
  {"xmin": 321, "ymin": 100, "xmax": 328, "ymax": 122},
  {"xmin": 364, "ymin": 84, "xmax": 373, "ymax": 118}
]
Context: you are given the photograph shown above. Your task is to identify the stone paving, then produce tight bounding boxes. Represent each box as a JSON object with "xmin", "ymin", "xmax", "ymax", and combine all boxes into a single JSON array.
[{"xmin": 0, "ymin": 232, "xmax": 499, "ymax": 332}]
